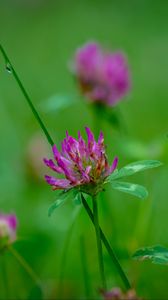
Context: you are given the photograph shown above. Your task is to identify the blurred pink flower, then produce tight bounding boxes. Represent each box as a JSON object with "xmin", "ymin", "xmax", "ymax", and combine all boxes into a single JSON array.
[
  {"xmin": 44, "ymin": 127, "xmax": 118, "ymax": 195},
  {"xmin": 26, "ymin": 132, "xmax": 51, "ymax": 181},
  {"xmin": 100, "ymin": 287, "xmax": 141, "ymax": 300},
  {"xmin": 0, "ymin": 213, "xmax": 17, "ymax": 249},
  {"xmin": 72, "ymin": 42, "xmax": 131, "ymax": 106}
]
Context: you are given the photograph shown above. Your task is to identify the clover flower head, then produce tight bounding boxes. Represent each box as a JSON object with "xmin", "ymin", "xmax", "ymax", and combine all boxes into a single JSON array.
[
  {"xmin": 0, "ymin": 214, "xmax": 17, "ymax": 250},
  {"xmin": 100, "ymin": 287, "xmax": 141, "ymax": 300},
  {"xmin": 44, "ymin": 127, "xmax": 118, "ymax": 196},
  {"xmin": 73, "ymin": 42, "xmax": 102, "ymax": 81},
  {"xmin": 72, "ymin": 42, "xmax": 131, "ymax": 106}
]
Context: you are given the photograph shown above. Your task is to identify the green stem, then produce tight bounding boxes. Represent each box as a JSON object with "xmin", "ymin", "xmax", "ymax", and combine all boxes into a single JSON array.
[
  {"xmin": 0, "ymin": 44, "xmax": 54, "ymax": 146},
  {"xmin": 80, "ymin": 235, "xmax": 91, "ymax": 298},
  {"xmin": 92, "ymin": 195, "xmax": 106, "ymax": 290},
  {"xmin": 9, "ymin": 246, "xmax": 41, "ymax": 286},
  {"xmin": 81, "ymin": 194, "xmax": 131, "ymax": 291}
]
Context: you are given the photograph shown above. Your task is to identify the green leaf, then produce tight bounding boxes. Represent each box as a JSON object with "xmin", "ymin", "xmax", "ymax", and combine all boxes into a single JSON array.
[
  {"xmin": 109, "ymin": 160, "xmax": 162, "ymax": 181},
  {"xmin": 42, "ymin": 94, "xmax": 76, "ymax": 113},
  {"xmin": 132, "ymin": 245, "xmax": 168, "ymax": 265},
  {"xmin": 48, "ymin": 191, "xmax": 70, "ymax": 217},
  {"xmin": 73, "ymin": 192, "xmax": 82, "ymax": 205},
  {"xmin": 118, "ymin": 137, "xmax": 165, "ymax": 160},
  {"xmin": 118, "ymin": 138, "xmax": 150, "ymax": 160},
  {"xmin": 111, "ymin": 181, "xmax": 148, "ymax": 199}
]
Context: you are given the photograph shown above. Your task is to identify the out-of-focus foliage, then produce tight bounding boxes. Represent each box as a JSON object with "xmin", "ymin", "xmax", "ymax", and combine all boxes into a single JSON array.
[
  {"xmin": 133, "ymin": 245, "xmax": 168, "ymax": 265},
  {"xmin": 0, "ymin": 0, "xmax": 168, "ymax": 299}
]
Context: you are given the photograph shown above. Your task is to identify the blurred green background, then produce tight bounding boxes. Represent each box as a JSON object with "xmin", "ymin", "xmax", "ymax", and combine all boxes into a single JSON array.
[{"xmin": 0, "ymin": 0, "xmax": 168, "ymax": 299}]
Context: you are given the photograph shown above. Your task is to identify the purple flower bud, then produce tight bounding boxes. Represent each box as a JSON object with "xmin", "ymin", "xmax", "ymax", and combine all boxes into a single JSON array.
[
  {"xmin": 71, "ymin": 42, "xmax": 131, "ymax": 106},
  {"xmin": 43, "ymin": 127, "xmax": 118, "ymax": 196},
  {"xmin": 0, "ymin": 213, "xmax": 17, "ymax": 250}
]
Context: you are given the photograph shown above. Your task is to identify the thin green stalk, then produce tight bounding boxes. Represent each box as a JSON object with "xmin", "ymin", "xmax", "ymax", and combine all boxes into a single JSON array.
[
  {"xmin": 80, "ymin": 235, "xmax": 91, "ymax": 298},
  {"xmin": 81, "ymin": 194, "xmax": 131, "ymax": 291},
  {"xmin": 9, "ymin": 245, "xmax": 41, "ymax": 286},
  {"xmin": 92, "ymin": 195, "xmax": 106, "ymax": 290},
  {"xmin": 0, "ymin": 44, "xmax": 54, "ymax": 146}
]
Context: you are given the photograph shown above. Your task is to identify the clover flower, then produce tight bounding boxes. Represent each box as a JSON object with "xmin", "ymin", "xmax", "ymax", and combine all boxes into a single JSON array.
[
  {"xmin": 44, "ymin": 127, "xmax": 118, "ymax": 196},
  {"xmin": 72, "ymin": 42, "xmax": 131, "ymax": 106},
  {"xmin": 0, "ymin": 214, "xmax": 17, "ymax": 250},
  {"xmin": 100, "ymin": 287, "xmax": 141, "ymax": 300}
]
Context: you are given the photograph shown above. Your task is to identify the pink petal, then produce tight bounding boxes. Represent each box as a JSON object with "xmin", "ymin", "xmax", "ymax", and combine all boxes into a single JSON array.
[
  {"xmin": 45, "ymin": 176, "xmax": 71, "ymax": 189},
  {"xmin": 6, "ymin": 215, "xmax": 18, "ymax": 230},
  {"xmin": 57, "ymin": 158, "xmax": 77, "ymax": 182},
  {"xmin": 82, "ymin": 165, "xmax": 92, "ymax": 182},
  {"xmin": 52, "ymin": 145, "xmax": 60, "ymax": 161},
  {"xmin": 85, "ymin": 127, "xmax": 95, "ymax": 152},
  {"xmin": 43, "ymin": 158, "xmax": 63, "ymax": 174},
  {"xmin": 85, "ymin": 165, "xmax": 92, "ymax": 175},
  {"xmin": 109, "ymin": 156, "xmax": 118, "ymax": 173},
  {"xmin": 98, "ymin": 131, "xmax": 104, "ymax": 145}
]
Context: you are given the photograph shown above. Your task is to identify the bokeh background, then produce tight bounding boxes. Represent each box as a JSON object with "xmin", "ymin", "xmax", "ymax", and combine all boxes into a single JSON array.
[{"xmin": 0, "ymin": 0, "xmax": 168, "ymax": 299}]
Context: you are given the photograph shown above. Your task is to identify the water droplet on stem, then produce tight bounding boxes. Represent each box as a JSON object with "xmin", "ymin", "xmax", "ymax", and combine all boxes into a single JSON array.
[{"xmin": 5, "ymin": 62, "xmax": 12, "ymax": 74}]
